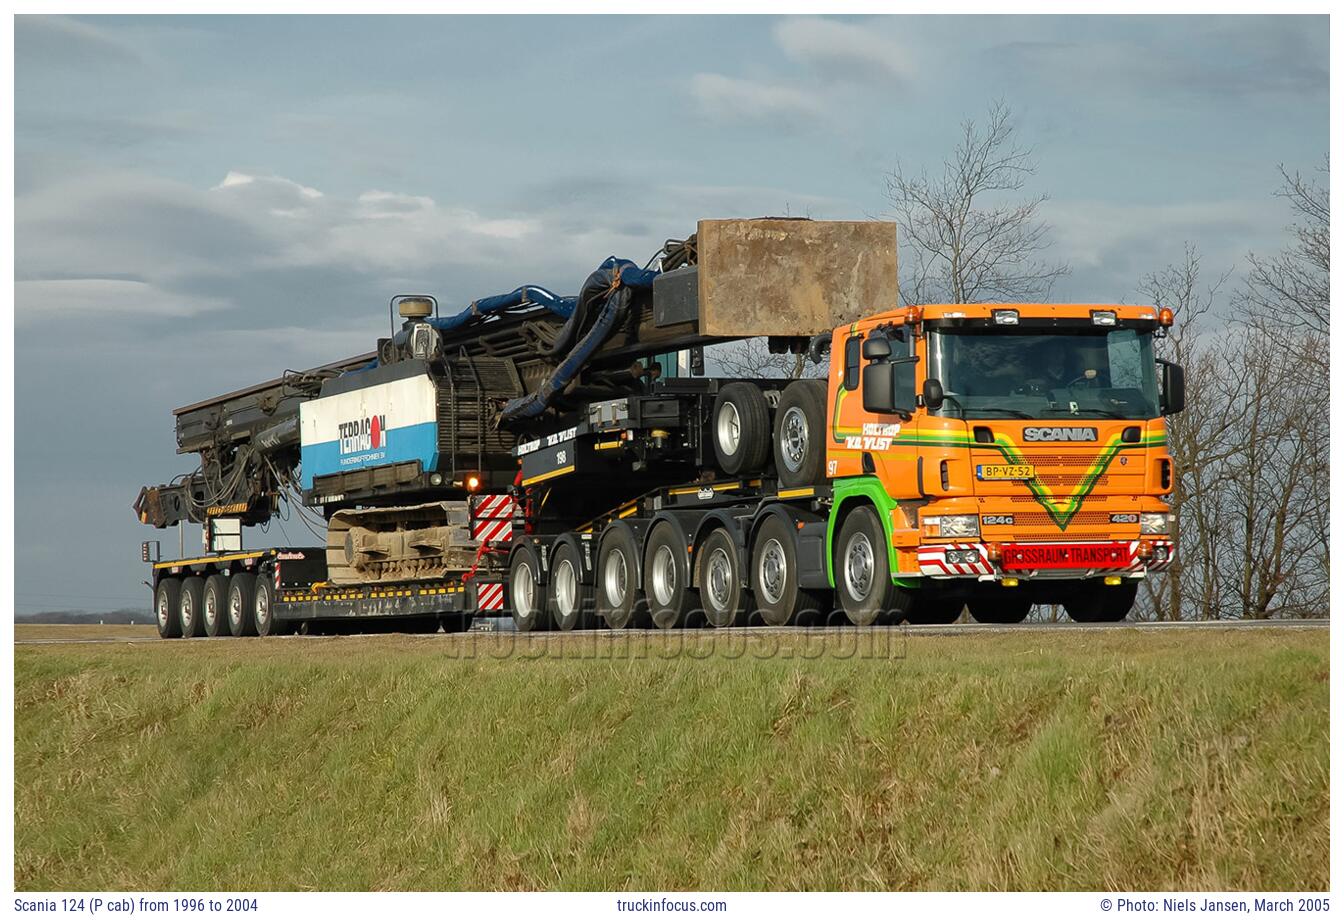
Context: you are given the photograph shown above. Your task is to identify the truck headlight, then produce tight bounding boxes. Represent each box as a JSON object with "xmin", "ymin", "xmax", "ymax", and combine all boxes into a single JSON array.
[
  {"xmin": 1140, "ymin": 512, "xmax": 1171, "ymax": 534},
  {"xmin": 932, "ymin": 514, "xmax": 979, "ymax": 537}
]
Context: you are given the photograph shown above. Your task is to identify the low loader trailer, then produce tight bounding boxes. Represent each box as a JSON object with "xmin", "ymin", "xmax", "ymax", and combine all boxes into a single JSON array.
[{"xmin": 138, "ymin": 221, "xmax": 1184, "ymax": 637}]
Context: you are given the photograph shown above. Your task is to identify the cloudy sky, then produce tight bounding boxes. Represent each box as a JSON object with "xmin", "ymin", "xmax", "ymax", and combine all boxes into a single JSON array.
[{"xmin": 14, "ymin": 14, "xmax": 1328, "ymax": 613}]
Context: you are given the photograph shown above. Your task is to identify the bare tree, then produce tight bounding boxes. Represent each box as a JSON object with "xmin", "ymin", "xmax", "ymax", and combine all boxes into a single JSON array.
[
  {"xmin": 883, "ymin": 100, "xmax": 1069, "ymax": 305},
  {"xmin": 708, "ymin": 338, "xmax": 825, "ymax": 380}
]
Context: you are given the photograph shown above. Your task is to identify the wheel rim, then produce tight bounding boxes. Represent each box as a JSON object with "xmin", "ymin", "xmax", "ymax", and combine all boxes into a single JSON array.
[
  {"xmin": 651, "ymin": 545, "xmax": 677, "ymax": 606},
  {"xmin": 706, "ymin": 547, "xmax": 734, "ymax": 611},
  {"xmin": 604, "ymin": 548, "xmax": 629, "ymax": 607},
  {"xmin": 758, "ymin": 538, "xmax": 787, "ymax": 605},
  {"xmin": 229, "ymin": 589, "xmax": 243, "ymax": 628},
  {"xmin": 181, "ymin": 593, "xmax": 195, "ymax": 631},
  {"xmin": 717, "ymin": 402, "xmax": 742, "ymax": 457},
  {"xmin": 256, "ymin": 587, "xmax": 270, "ymax": 630},
  {"xmin": 157, "ymin": 591, "xmax": 170, "ymax": 630},
  {"xmin": 511, "ymin": 562, "xmax": 535, "ymax": 619},
  {"xmin": 844, "ymin": 532, "xmax": 875, "ymax": 601},
  {"xmin": 555, "ymin": 559, "xmax": 577, "ymax": 620},
  {"xmin": 780, "ymin": 406, "xmax": 809, "ymax": 472},
  {"xmin": 204, "ymin": 590, "xmax": 218, "ymax": 630}
]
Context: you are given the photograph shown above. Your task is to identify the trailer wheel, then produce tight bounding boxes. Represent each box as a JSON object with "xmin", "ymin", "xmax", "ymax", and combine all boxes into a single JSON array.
[
  {"xmin": 907, "ymin": 596, "xmax": 964, "ymax": 625},
  {"xmin": 155, "ymin": 579, "xmax": 182, "ymax": 639},
  {"xmin": 712, "ymin": 383, "xmax": 771, "ymax": 475},
  {"xmin": 1064, "ymin": 582, "xmax": 1137, "ymax": 623},
  {"xmin": 549, "ymin": 542, "xmax": 594, "ymax": 631},
  {"xmin": 507, "ymin": 546, "xmax": 547, "ymax": 632},
  {"xmin": 179, "ymin": 576, "xmax": 206, "ymax": 638},
  {"xmin": 697, "ymin": 528, "xmax": 747, "ymax": 628},
  {"xmin": 774, "ymin": 380, "xmax": 827, "ymax": 487},
  {"xmin": 202, "ymin": 574, "xmax": 231, "ymax": 638},
  {"xmin": 227, "ymin": 573, "xmax": 258, "ymax": 637},
  {"xmin": 643, "ymin": 521, "xmax": 696, "ymax": 629},
  {"xmin": 751, "ymin": 514, "xmax": 828, "ymax": 626},
  {"xmin": 254, "ymin": 577, "xmax": 282, "ymax": 637},
  {"xmin": 597, "ymin": 527, "xmax": 647, "ymax": 630},
  {"xmin": 834, "ymin": 506, "xmax": 912, "ymax": 626},
  {"xmin": 968, "ymin": 597, "xmax": 1032, "ymax": 624}
]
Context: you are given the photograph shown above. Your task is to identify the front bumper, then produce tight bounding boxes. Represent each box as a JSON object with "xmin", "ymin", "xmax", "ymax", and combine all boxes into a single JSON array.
[{"xmin": 916, "ymin": 539, "xmax": 1175, "ymax": 580}]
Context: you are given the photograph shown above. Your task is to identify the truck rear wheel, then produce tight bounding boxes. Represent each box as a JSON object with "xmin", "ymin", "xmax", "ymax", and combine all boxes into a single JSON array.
[
  {"xmin": 751, "ymin": 514, "xmax": 827, "ymax": 626},
  {"xmin": 834, "ymin": 506, "xmax": 912, "ymax": 626},
  {"xmin": 712, "ymin": 383, "xmax": 771, "ymax": 475},
  {"xmin": 697, "ymin": 528, "xmax": 747, "ymax": 628},
  {"xmin": 202, "ymin": 574, "xmax": 231, "ymax": 638},
  {"xmin": 254, "ymin": 577, "xmax": 283, "ymax": 637},
  {"xmin": 643, "ymin": 521, "xmax": 696, "ymax": 630},
  {"xmin": 1065, "ymin": 582, "xmax": 1137, "ymax": 623},
  {"xmin": 179, "ymin": 576, "xmax": 206, "ymax": 638},
  {"xmin": 968, "ymin": 597, "xmax": 1032, "ymax": 624},
  {"xmin": 155, "ymin": 579, "xmax": 182, "ymax": 639},
  {"xmin": 227, "ymin": 573, "xmax": 258, "ymax": 637},
  {"xmin": 597, "ymin": 527, "xmax": 647, "ymax": 629},
  {"xmin": 549, "ymin": 542, "xmax": 594, "ymax": 631},
  {"xmin": 774, "ymin": 379, "xmax": 827, "ymax": 487},
  {"xmin": 507, "ymin": 546, "xmax": 547, "ymax": 632}
]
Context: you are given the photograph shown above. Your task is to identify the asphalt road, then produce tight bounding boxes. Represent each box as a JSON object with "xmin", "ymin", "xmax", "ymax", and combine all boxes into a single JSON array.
[{"xmin": 13, "ymin": 618, "xmax": 1328, "ymax": 645}]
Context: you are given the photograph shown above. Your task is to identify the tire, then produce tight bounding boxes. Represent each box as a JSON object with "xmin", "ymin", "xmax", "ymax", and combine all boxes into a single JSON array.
[
  {"xmin": 596, "ymin": 526, "xmax": 647, "ymax": 629},
  {"xmin": 712, "ymin": 383, "xmax": 771, "ymax": 475},
  {"xmin": 254, "ymin": 577, "xmax": 283, "ymax": 637},
  {"xmin": 774, "ymin": 379, "xmax": 828, "ymax": 487},
  {"xmin": 643, "ymin": 521, "xmax": 697, "ymax": 630},
  {"xmin": 834, "ymin": 506, "xmax": 912, "ymax": 626},
  {"xmin": 907, "ymin": 596, "xmax": 964, "ymax": 625},
  {"xmin": 155, "ymin": 579, "xmax": 183, "ymax": 639},
  {"xmin": 696, "ymin": 528, "xmax": 747, "ymax": 628},
  {"xmin": 179, "ymin": 576, "xmax": 206, "ymax": 638},
  {"xmin": 751, "ymin": 514, "xmax": 828, "ymax": 626},
  {"xmin": 968, "ymin": 597, "xmax": 1032, "ymax": 624},
  {"xmin": 549, "ymin": 542, "xmax": 595, "ymax": 631},
  {"xmin": 202, "ymin": 574, "xmax": 231, "ymax": 638},
  {"xmin": 1065, "ymin": 582, "xmax": 1137, "ymax": 623},
  {"xmin": 507, "ymin": 546, "xmax": 547, "ymax": 633},
  {"xmin": 227, "ymin": 572, "xmax": 258, "ymax": 637}
]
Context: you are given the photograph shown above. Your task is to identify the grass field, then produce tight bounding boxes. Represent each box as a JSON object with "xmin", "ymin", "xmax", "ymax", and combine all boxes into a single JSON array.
[
  {"xmin": 14, "ymin": 627, "xmax": 1328, "ymax": 891},
  {"xmin": 15, "ymin": 623, "xmax": 158, "ymax": 641}
]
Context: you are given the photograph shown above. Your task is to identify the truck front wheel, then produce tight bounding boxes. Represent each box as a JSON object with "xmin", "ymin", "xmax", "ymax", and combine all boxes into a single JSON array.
[
  {"xmin": 834, "ymin": 506, "xmax": 912, "ymax": 626},
  {"xmin": 1065, "ymin": 582, "xmax": 1137, "ymax": 623},
  {"xmin": 155, "ymin": 579, "xmax": 182, "ymax": 639}
]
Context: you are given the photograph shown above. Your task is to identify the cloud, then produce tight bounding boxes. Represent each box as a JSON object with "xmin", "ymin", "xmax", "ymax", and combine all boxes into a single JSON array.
[
  {"xmin": 690, "ymin": 73, "xmax": 823, "ymax": 125},
  {"xmin": 14, "ymin": 278, "xmax": 228, "ymax": 326},
  {"xmin": 16, "ymin": 15, "xmax": 146, "ymax": 66},
  {"xmin": 774, "ymin": 18, "xmax": 909, "ymax": 83}
]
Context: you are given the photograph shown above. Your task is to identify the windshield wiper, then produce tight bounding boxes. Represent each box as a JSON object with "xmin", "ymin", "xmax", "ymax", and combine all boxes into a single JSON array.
[
  {"xmin": 1041, "ymin": 406, "xmax": 1131, "ymax": 419},
  {"xmin": 971, "ymin": 406, "xmax": 1036, "ymax": 419}
]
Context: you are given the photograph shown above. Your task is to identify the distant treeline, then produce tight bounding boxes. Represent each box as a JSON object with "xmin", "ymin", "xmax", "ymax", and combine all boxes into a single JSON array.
[{"xmin": 17, "ymin": 609, "xmax": 147, "ymax": 625}]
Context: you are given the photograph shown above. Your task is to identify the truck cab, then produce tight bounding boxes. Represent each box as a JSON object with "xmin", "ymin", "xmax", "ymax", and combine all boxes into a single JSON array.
[{"xmin": 824, "ymin": 302, "xmax": 1181, "ymax": 624}]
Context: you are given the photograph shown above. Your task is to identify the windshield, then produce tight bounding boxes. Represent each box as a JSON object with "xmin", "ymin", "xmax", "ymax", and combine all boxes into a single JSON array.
[{"xmin": 930, "ymin": 327, "xmax": 1160, "ymax": 420}]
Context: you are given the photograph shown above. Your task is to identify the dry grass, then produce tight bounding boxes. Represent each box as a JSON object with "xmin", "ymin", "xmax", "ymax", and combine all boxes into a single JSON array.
[
  {"xmin": 14, "ymin": 628, "xmax": 1328, "ymax": 891},
  {"xmin": 16, "ymin": 624, "xmax": 159, "ymax": 641}
]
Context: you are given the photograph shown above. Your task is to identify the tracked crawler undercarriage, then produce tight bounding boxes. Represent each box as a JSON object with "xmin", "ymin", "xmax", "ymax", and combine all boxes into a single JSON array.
[{"xmin": 326, "ymin": 502, "xmax": 478, "ymax": 585}]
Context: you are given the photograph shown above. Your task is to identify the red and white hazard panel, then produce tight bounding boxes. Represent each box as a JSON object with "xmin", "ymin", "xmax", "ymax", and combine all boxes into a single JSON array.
[
  {"xmin": 475, "ymin": 581, "xmax": 505, "ymax": 611},
  {"xmin": 471, "ymin": 494, "xmax": 515, "ymax": 544}
]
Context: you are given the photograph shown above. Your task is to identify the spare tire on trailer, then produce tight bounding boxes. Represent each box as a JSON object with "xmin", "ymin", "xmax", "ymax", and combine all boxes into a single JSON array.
[
  {"xmin": 774, "ymin": 379, "xmax": 828, "ymax": 487},
  {"xmin": 711, "ymin": 382, "xmax": 771, "ymax": 475}
]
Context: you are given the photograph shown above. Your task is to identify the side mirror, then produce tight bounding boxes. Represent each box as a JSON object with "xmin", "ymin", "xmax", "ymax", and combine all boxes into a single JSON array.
[
  {"xmin": 1159, "ymin": 360, "xmax": 1185, "ymax": 415},
  {"xmin": 862, "ymin": 337, "xmax": 892, "ymax": 361},
  {"xmin": 922, "ymin": 378, "xmax": 945, "ymax": 410},
  {"xmin": 863, "ymin": 356, "xmax": 918, "ymax": 417}
]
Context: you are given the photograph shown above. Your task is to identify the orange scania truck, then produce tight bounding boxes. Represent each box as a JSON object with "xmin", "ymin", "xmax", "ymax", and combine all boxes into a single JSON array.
[{"xmin": 139, "ymin": 220, "xmax": 1182, "ymax": 637}]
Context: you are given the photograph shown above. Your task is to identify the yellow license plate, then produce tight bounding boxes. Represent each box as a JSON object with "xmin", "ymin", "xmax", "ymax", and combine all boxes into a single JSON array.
[{"xmin": 977, "ymin": 464, "xmax": 1035, "ymax": 481}]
